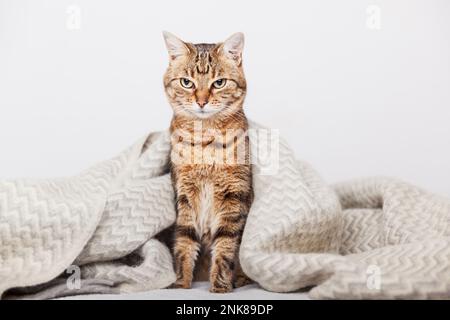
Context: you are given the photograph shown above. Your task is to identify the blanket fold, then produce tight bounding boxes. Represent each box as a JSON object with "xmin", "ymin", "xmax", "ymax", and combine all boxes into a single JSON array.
[{"xmin": 1, "ymin": 123, "xmax": 449, "ymax": 299}]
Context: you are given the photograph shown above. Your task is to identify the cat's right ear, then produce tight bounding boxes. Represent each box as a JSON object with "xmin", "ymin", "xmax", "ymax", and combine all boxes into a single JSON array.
[{"xmin": 163, "ymin": 31, "xmax": 189, "ymax": 60}]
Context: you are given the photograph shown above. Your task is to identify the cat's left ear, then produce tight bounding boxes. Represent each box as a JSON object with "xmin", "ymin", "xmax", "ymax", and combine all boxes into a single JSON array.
[{"xmin": 221, "ymin": 32, "xmax": 245, "ymax": 65}]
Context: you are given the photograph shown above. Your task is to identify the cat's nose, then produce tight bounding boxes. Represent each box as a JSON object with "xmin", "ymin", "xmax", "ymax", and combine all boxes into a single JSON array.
[
  {"xmin": 196, "ymin": 99, "xmax": 208, "ymax": 108},
  {"xmin": 195, "ymin": 90, "xmax": 209, "ymax": 109}
]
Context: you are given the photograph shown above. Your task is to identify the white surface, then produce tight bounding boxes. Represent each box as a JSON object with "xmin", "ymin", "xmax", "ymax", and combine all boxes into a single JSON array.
[
  {"xmin": 0, "ymin": 0, "xmax": 449, "ymax": 195},
  {"xmin": 61, "ymin": 282, "xmax": 310, "ymax": 300}
]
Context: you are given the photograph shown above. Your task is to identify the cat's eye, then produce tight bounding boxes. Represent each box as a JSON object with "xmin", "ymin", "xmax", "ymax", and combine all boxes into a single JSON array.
[
  {"xmin": 180, "ymin": 78, "xmax": 194, "ymax": 89},
  {"xmin": 213, "ymin": 79, "xmax": 227, "ymax": 89}
]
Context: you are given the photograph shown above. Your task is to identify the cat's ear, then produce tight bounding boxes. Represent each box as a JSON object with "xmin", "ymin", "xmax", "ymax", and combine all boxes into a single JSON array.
[
  {"xmin": 221, "ymin": 32, "xmax": 245, "ymax": 65},
  {"xmin": 162, "ymin": 31, "xmax": 189, "ymax": 60}
]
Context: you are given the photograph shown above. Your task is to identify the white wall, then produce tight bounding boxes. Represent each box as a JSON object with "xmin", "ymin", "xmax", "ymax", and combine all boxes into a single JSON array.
[{"xmin": 0, "ymin": 0, "xmax": 449, "ymax": 195}]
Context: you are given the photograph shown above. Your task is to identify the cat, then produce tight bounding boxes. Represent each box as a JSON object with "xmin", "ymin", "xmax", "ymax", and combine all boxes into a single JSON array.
[{"xmin": 163, "ymin": 31, "xmax": 253, "ymax": 293}]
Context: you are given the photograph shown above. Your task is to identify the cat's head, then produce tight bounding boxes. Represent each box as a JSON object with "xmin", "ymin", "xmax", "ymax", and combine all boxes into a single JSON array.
[{"xmin": 163, "ymin": 32, "xmax": 246, "ymax": 120}]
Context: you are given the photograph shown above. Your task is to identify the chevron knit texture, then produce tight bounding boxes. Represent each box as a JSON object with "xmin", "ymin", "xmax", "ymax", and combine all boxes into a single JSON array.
[{"xmin": 1, "ymin": 123, "xmax": 449, "ymax": 299}]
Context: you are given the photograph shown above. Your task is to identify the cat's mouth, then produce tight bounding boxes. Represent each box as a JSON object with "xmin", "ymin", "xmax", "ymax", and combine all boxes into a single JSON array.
[
  {"xmin": 191, "ymin": 110, "xmax": 217, "ymax": 119},
  {"xmin": 187, "ymin": 106, "xmax": 222, "ymax": 119}
]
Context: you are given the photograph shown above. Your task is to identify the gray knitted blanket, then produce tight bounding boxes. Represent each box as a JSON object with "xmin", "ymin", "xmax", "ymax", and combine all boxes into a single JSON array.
[{"xmin": 1, "ymin": 123, "xmax": 449, "ymax": 299}]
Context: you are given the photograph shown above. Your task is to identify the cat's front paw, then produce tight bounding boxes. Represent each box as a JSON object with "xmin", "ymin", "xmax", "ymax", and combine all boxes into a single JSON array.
[
  {"xmin": 234, "ymin": 274, "xmax": 253, "ymax": 288},
  {"xmin": 209, "ymin": 284, "xmax": 233, "ymax": 293},
  {"xmin": 170, "ymin": 280, "xmax": 192, "ymax": 289}
]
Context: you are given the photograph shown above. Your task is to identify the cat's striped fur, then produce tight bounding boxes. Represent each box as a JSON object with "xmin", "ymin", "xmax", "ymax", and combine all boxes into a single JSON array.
[{"xmin": 163, "ymin": 32, "xmax": 253, "ymax": 293}]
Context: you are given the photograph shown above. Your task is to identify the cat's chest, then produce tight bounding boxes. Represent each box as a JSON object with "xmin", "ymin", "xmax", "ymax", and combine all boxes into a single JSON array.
[{"xmin": 195, "ymin": 182, "xmax": 217, "ymax": 240}]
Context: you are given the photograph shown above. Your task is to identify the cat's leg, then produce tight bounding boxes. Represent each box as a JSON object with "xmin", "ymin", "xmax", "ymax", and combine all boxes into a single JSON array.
[
  {"xmin": 172, "ymin": 196, "xmax": 200, "ymax": 289},
  {"xmin": 209, "ymin": 233, "xmax": 239, "ymax": 293},
  {"xmin": 209, "ymin": 222, "xmax": 246, "ymax": 293},
  {"xmin": 209, "ymin": 191, "xmax": 251, "ymax": 293}
]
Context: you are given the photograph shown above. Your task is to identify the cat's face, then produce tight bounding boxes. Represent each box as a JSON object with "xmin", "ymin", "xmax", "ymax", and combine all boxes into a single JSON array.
[{"xmin": 163, "ymin": 32, "xmax": 246, "ymax": 120}]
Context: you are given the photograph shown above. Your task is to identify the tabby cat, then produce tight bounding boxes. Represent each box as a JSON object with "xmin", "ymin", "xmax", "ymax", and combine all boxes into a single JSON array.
[{"xmin": 163, "ymin": 31, "xmax": 253, "ymax": 293}]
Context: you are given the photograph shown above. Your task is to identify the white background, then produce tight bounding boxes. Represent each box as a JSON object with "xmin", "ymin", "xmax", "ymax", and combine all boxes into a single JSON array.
[{"xmin": 0, "ymin": 0, "xmax": 449, "ymax": 195}]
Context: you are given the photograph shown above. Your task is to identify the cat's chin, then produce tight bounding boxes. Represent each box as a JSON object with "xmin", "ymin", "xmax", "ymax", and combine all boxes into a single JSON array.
[{"xmin": 186, "ymin": 109, "xmax": 220, "ymax": 120}]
